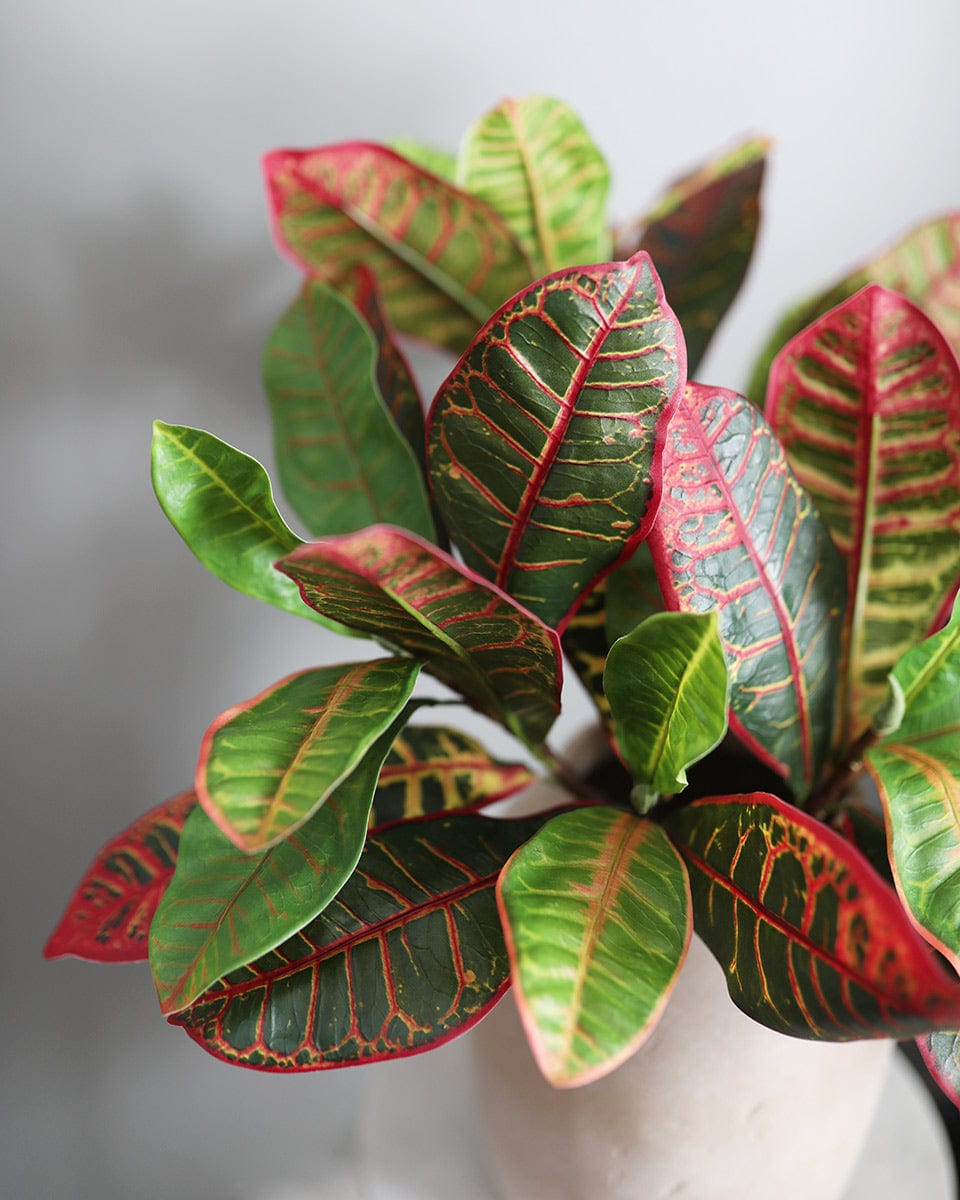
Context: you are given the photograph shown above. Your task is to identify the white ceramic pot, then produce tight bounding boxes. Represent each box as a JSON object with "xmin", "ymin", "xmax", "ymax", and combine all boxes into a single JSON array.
[{"xmin": 472, "ymin": 933, "xmax": 893, "ymax": 1200}]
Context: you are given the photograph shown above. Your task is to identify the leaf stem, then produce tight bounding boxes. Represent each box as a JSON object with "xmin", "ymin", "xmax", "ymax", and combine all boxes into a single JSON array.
[
  {"xmin": 535, "ymin": 743, "xmax": 614, "ymax": 808},
  {"xmin": 811, "ymin": 726, "xmax": 880, "ymax": 819}
]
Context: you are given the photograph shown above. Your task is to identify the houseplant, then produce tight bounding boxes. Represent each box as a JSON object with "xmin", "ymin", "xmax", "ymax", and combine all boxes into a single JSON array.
[{"xmin": 46, "ymin": 96, "xmax": 960, "ymax": 1191}]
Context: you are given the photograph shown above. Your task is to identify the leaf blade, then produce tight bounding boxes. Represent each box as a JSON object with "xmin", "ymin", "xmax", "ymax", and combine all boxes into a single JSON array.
[
  {"xmin": 427, "ymin": 252, "xmax": 686, "ymax": 630},
  {"xmin": 198, "ymin": 658, "xmax": 421, "ymax": 852},
  {"xmin": 666, "ymin": 792, "xmax": 960, "ymax": 1039},
  {"xmin": 498, "ymin": 807, "xmax": 690, "ymax": 1086},
  {"xmin": 276, "ymin": 525, "xmax": 562, "ymax": 748},
  {"xmin": 168, "ymin": 811, "xmax": 547, "ymax": 1069},
  {"xmin": 44, "ymin": 790, "xmax": 196, "ymax": 963}
]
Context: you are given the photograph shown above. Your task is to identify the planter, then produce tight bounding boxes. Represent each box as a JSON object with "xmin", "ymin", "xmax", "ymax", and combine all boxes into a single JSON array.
[{"xmin": 472, "ymin": 934, "xmax": 893, "ymax": 1200}]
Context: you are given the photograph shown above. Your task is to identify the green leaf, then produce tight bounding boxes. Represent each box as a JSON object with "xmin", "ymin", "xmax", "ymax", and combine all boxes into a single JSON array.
[
  {"xmin": 457, "ymin": 95, "xmax": 611, "ymax": 274},
  {"xmin": 749, "ymin": 212, "xmax": 960, "ymax": 404},
  {"xmin": 150, "ymin": 709, "xmax": 411, "ymax": 1016},
  {"xmin": 198, "ymin": 657, "xmax": 421, "ymax": 852},
  {"xmin": 277, "ymin": 525, "xmax": 562, "ymax": 749},
  {"xmin": 560, "ymin": 580, "xmax": 613, "ymax": 726},
  {"xmin": 262, "ymin": 281, "xmax": 434, "ymax": 542},
  {"xmin": 665, "ymin": 792, "xmax": 960, "ymax": 1039},
  {"xmin": 866, "ymin": 597, "xmax": 960, "ymax": 967},
  {"xmin": 427, "ymin": 251, "xmax": 686, "ymax": 630},
  {"xmin": 263, "ymin": 141, "xmax": 533, "ymax": 353},
  {"xmin": 168, "ymin": 811, "xmax": 547, "ymax": 1070},
  {"xmin": 604, "ymin": 612, "xmax": 729, "ymax": 809},
  {"xmin": 371, "ymin": 726, "xmax": 536, "ymax": 827},
  {"xmin": 767, "ymin": 285, "xmax": 960, "ymax": 748},
  {"xmin": 615, "ymin": 138, "xmax": 767, "ymax": 376},
  {"xmin": 44, "ymin": 790, "xmax": 196, "ymax": 964},
  {"xmin": 151, "ymin": 421, "xmax": 348, "ymax": 633},
  {"xmin": 646, "ymin": 384, "xmax": 847, "ymax": 798},
  {"xmin": 498, "ymin": 807, "xmax": 690, "ymax": 1086},
  {"xmin": 389, "ymin": 138, "xmax": 457, "ymax": 180}
]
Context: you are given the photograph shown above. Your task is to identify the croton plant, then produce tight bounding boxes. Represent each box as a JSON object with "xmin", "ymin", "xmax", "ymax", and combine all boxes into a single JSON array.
[{"xmin": 47, "ymin": 97, "xmax": 960, "ymax": 1100}]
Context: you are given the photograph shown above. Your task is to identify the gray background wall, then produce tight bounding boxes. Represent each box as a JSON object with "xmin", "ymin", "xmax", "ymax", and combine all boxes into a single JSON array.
[{"xmin": 3, "ymin": 2, "xmax": 959, "ymax": 1196}]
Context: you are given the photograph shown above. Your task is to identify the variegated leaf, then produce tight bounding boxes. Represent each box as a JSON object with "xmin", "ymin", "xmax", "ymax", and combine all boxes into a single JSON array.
[
  {"xmin": 263, "ymin": 142, "xmax": 533, "ymax": 352},
  {"xmin": 150, "ymin": 711, "xmax": 410, "ymax": 1016},
  {"xmin": 198, "ymin": 658, "xmax": 421, "ymax": 852},
  {"xmin": 427, "ymin": 251, "xmax": 686, "ymax": 630},
  {"xmin": 647, "ymin": 383, "xmax": 847, "ymax": 797},
  {"xmin": 918, "ymin": 1032, "xmax": 960, "ymax": 1109},
  {"xmin": 666, "ymin": 793, "xmax": 960, "ymax": 1039},
  {"xmin": 276, "ymin": 526, "xmax": 562, "ymax": 748},
  {"xmin": 262, "ymin": 280, "xmax": 434, "ymax": 540},
  {"xmin": 44, "ymin": 791, "xmax": 196, "ymax": 963},
  {"xmin": 749, "ymin": 212, "xmax": 960, "ymax": 403},
  {"xmin": 615, "ymin": 138, "xmax": 767, "ymax": 375},
  {"xmin": 168, "ymin": 811, "xmax": 547, "ymax": 1070},
  {"xmin": 371, "ymin": 725, "xmax": 536, "ymax": 827},
  {"xmin": 767, "ymin": 285, "xmax": 960, "ymax": 747},
  {"xmin": 457, "ymin": 95, "xmax": 612, "ymax": 274},
  {"xmin": 498, "ymin": 807, "xmax": 690, "ymax": 1086}
]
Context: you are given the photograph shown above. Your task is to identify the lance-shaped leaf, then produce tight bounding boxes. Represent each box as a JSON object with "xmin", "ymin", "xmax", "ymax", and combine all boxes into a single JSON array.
[
  {"xmin": 646, "ymin": 384, "xmax": 847, "ymax": 797},
  {"xmin": 198, "ymin": 658, "xmax": 421, "ymax": 852},
  {"xmin": 665, "ymin": 792, "xmax": 960, "ymax": 1039},
  {"xmin": 151, "ymin": 421, "xmax": 348, "ymax": 633},
  {"xmin": 427, "ymin": 252, "xmax": 686, "ymax": 630},
  {"xmin": 263, "ymin": 141, "xmax": 533, "ymax": 353},
  {"xmin": 44, "ymin": 790, "xmax": 196, "ymax": 963},
  {"xmin": 866, "ymin": 598, "xmax": 960, "ymax": 969},
  {"xmin": 767, "ymin": 285, "xmax": 960, "ymax": 747},
  {"xmin": 749, "ymin": 212, "xmax": 960, "ymax": 404},
  {"xmin": 151, "ymin": 710, "xmax": 411, "ymax": 1016},
  {"xmin": 370, "ymin": 725, "xmax": 535, "ymax": 827},
  {"xmin": 262, "ymin": 281, "xmax": 434, "ymax": 541},
  {"xmin": 168, "ymin": 811, "xmax": 547, "ymax": 1070},
  {"xmin": 918, "ymin": 1032, "xmax": 960, "ymax": 1109},
  {"xmin": 604, "ymin": 612, "xmax": 729, "ymax": 811},
  {"xmin": 335, "ymin": 265, "xmax": 428, "ymax": 470},
  {"xmin": 615, "ymin": 138, "xmax": 767, "ymax": 376},
  {"xmin": 457, "ymin": 95, "xmax": 612, "ymax": 275},
  {"xmin": 498, "ymin": 806, "xmax": 690, "ymax": 1087},
  {"xmin": 276, "ymin": 526, "xmax": 562, "ymax": 748}
]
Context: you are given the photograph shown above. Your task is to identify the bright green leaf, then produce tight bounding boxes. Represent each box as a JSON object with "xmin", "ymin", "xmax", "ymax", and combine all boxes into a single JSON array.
[
  {"xmin": 198, "ymin": 658, "xmax": 421, "ymax": 852},
  {"xmin": 457, "ymin": 95, "xmax": 611, "ymax": 274},
  {"xmin": 498, "ymin": 806, "xmax": 690, "ymax": 1087},
  {"xmin": 151, "ymin": 421, "xmax": 348, "ymax": 633},
  {"xmin": 150, "ymin": 707, "xmax": 411, "ymax": 1016},
  {"xmin": 389, "ymin": 138, "xmax": 457, "ymax": 180},
  {"xmin": 604, "ymin": 612, "xmax": 729, "ymax": 810}
]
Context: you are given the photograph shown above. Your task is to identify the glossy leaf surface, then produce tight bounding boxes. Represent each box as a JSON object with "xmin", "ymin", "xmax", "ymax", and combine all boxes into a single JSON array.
[
  {"xmin": 457, "ymin": 95, "xmax": 611, "ymax": 274},
  {"xmin": 749, "ymin": 212, "xmax": 960, "ymax": 403},
  {"xmin": 428, "ymin": 252, "xmax": 686, "ymax": 630},
  {"xmin": 647, "ymin": 384, "xmax": 846, "ymax": 796},
  {"xmin": 866, "ymin": 598, "xmax": 960, "ymax": 967},
  {"xmin": 498, "ymin": 807, "xmax": 690, "ymax": 1086},
  {"xmin": 604, "ymin": 612, "xmax": 729, "ymax": 808},
  {"xmin": 45, "ymin": 791, "xmax": 196, "ymax": 963},
  {"xmin": 371, "ymin": 725, "xmax": 535, "ymax": 827},
  {"xmin": 617, "ymin": 138, "xmax": 767, "ymax": 375},
  {"xmin": 262, "ymin": 280, "xmax": 434, "ymax": 540},
  {"xmin": 151, "ymin": 713, "xmax": 408, "ymax": 1016},
  {"xmin": 918, "ymin": 1032, "xmax": 960, "ymax": 1109},
  {"xmin": 263, "ymin": 142, "xmax": 532, "ymax": 352},
  {"xmin": 768, "ymin": 285, "xmax": 960, "ymax": 746},
  {"xmin": 151, "ymin": 422, "xmax": 345, "ymax": 631},
  {"xmin": 198, "ymin": 658, "xmax": 420, "ymax": 852},
  {"xmin": 338, "ymin": 265, "xmax": 427, "ymax": 470},
  {"xmin": 169, "ymin": 811, "xmax": 546, "ymax": 1070},
  {"xmin": 666, "ymin": 793, "xmax": 960, "ymax": 1038},
  {"xmin": 277, "ymin": 526, "xmax": 562, "ymax": 747}
]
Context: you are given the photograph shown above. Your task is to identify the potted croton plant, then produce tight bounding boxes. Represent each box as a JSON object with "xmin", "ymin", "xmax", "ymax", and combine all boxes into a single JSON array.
[{"xmin": 47, "ymin": 96, "xmax": 960, "ymax": 1197}]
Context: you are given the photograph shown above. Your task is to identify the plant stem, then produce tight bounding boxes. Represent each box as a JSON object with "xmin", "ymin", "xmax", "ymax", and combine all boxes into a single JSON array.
[
  {"xmin": 811, "ymin": 726, "xmax": 880, "ymax": 819},
  {"xmin": 535, "ymin": 743, "xmax": 611, "ymax": 808}
]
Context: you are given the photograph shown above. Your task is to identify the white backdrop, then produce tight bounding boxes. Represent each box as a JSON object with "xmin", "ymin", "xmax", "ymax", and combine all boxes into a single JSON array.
[{"xmin": 3, "ymin": 2, "xmax": 959, "ymax": 1197}]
